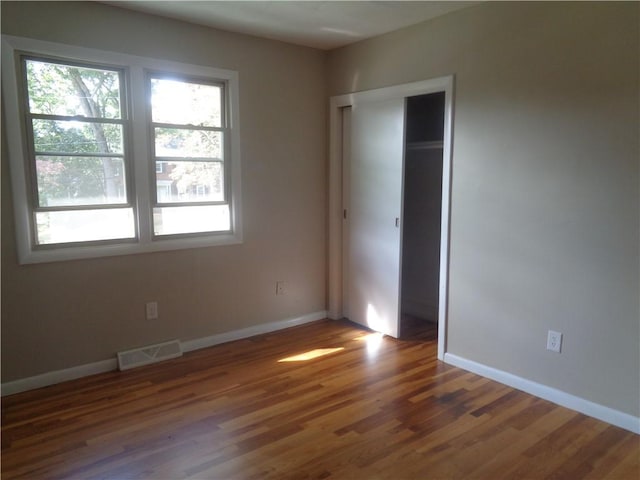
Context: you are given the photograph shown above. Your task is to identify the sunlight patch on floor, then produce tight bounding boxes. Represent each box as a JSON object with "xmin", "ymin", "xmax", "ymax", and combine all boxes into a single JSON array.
[{"xmin": 278, "ymin": 348, "xmax": 345, "ymax": 362}]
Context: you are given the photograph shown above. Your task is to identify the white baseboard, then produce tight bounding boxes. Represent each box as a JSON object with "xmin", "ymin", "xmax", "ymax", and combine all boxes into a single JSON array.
[
  {"xmin": 181, "ymin": 310, "xmax": 327, "ymax": 352},
  {"xmin": 1, "ymin": 358, "xmax": 118, "ymax": 397},
  {"xmin": 1, "ymin": 310, "xmax": 328, "ymax": 397},
  {"xmin": 444, "ymin": 353, "xmax": 640, "ymax": 435}
]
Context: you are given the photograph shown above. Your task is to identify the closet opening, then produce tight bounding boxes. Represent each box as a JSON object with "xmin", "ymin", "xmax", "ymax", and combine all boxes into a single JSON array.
[
  {"xmin": 400, "ymin": 92, "xmax": 445, "ymax": 340},
  {"xmin": 330, "ymin": 75, "xmax": 453, "ymax": 358}
]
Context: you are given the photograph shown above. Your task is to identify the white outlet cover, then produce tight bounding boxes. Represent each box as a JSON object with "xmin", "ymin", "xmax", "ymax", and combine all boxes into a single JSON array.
[
  {"xmin": 146, "ymin": 302, "xmax": 158, "ymax": 320},
  {"xmin": 547, "ymin": 330, "xmax": 562, "ymax": 353}
]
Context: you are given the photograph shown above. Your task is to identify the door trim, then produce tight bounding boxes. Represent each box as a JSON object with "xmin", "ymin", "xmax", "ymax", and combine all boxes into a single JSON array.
[{"xmin": 328, "ymin": 76, "xmax": 455, "ymax": 361}]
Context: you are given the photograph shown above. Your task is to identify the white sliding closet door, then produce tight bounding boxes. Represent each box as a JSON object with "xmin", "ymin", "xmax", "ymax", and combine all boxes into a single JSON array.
[{"xmin": 347, "ymin": 98, "xmax": 405, "ymax": 338}]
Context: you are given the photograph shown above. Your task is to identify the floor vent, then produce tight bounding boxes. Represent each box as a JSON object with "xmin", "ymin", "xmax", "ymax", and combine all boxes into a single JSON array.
[{"xmin": 117, "ymin": 339, "xmax": 182, "ymax": 371}]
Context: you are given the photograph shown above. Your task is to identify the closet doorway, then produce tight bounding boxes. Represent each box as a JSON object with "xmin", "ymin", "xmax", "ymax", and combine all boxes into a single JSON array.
[
  {"xmin": 328, "ymin": 77, "xmax": 453, "ymax": 360},
  {"xmin": 400, "ymin": 92, "xmax": 445, "ymax": 339}
]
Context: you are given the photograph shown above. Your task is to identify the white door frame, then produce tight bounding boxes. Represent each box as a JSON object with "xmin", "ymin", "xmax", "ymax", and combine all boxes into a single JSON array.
[{"xmin": 328, "ymin": 76, "xmax": 454, "ymax": 361}]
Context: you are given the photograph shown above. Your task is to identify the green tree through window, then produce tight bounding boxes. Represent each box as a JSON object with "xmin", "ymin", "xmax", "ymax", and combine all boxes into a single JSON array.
[{"xmin": 26, "ymin": 60, "xmax": 126, "ymax": 208}]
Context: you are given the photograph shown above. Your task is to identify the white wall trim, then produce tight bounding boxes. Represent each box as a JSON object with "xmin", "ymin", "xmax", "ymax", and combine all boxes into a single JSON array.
[
  {"xmin": 444, "ymin": 353, "xmax": 640, "ymax": 435},
  {"xmin": 181, "ymin": 311, "xmax": 327, "ymax": 352},
  {"xmin": 1, "ymin": 311, "xmax": 327, "ymax": 396},
  {"xmin": 1, "ymin": 359, "xmax": 118, "ymax": 397}
]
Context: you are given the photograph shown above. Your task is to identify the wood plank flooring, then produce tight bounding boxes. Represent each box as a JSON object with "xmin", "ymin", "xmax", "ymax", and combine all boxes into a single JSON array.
[{"xmin": 2, "ymin": 319, "xmax": 638, "ymax": 479}]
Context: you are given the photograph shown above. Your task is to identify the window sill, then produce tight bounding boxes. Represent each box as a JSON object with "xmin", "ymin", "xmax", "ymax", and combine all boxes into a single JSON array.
[{"xmin": 18, "ymin": 231, "xmax": 243, "ymax": 264}]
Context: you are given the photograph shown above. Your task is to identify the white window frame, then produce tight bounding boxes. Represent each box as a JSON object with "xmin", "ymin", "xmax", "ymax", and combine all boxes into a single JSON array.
[{"xmin": 2, "ymin": 35, "xmax": 243, "ymax": 264}]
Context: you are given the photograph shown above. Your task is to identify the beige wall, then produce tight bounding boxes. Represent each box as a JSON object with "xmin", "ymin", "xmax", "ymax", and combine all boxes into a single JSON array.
[
  {"xmin": 329, "ymin": 1, "xmax": 639, "ymax": 416},
  {"xmin": 1, "ymin": 1, "xmax": 327, "ymax": 381}
]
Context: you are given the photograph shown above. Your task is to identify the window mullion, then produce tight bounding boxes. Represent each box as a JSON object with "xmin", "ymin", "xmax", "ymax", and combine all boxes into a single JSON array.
[
  {"xmin": 154, "ymin": 200, "xmax": 227, "ymax": 208},
  {"xmin": 35, "ymin": 204, "xmax": 133, "ymax": 212},
  {"xmin": 33, "ymin": 151, "xmax": 126, "ymax": 158},
  {"xmin": 130, "ymin": 65, "xmax": 153, "ymax": 244},
  {"xmin": 29, "ymin": 113, "xmax": 126, "ymax": 125},
  {"xmin": 154, "ymin": 157, "xmax": 223, "ymax": 163},
  {"xmin": 151, "ymin": 121, "xmax": 225, "ymax": 132}
]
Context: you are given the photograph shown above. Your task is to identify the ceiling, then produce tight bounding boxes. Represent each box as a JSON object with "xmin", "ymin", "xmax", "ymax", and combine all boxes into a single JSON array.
[{"xmin": 103, "ymin": 1, "xmax": 478, "ymax": 50}]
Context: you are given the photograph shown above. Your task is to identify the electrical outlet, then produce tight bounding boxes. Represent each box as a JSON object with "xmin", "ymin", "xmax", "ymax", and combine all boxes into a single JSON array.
[
  {"xmin": 276, "ymin": 281, "xmax": 285, "ymax": 295},
  {"xmin": 146, "ymin": 301, "xmax": 158, "ymax": 320},
  {"xmin": 547, "ymin": 330, "xmax": 562, "ymax": 353}
]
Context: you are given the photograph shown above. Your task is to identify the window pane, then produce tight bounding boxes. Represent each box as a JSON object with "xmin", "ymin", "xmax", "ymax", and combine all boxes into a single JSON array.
[
  {"xmin": 35, "ymin": 208, "xmax": 135, "ymax": 244},
  {"xmin": 36, "ymin": 156, "xmax": 126, "ymax": 207},
  {"xmin": 156, "ymin": 161, "xmax": 223, "ymax": 203},
  {"xmin": 154, "ymin": 128, "xmax": 222, "ymax": 158},
  {"xmin": 32, "ymin": 119, "xmax": 123, "ymax": 154},
  {"xmin": 151, "ymin": 78, "xmax": 221, "ymax": 127},
  {"xmin": 26, "ymin": 59, "xmax": 122, "ymax": 119},
  {"xmin": 153, "ymin": 205, "xmax": 230, "ymax": 236}
]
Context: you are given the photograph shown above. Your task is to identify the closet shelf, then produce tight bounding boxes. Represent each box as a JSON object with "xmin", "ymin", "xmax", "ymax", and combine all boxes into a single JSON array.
[{"xmin": 407, "ymin": 141, "xmax": 444, "ymax": 150}]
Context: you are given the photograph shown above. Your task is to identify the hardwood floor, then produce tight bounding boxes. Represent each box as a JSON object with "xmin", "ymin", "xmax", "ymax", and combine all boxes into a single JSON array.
[{"xmin": 2, "ymin": 319, "xmax": 638, "ymax": 479}]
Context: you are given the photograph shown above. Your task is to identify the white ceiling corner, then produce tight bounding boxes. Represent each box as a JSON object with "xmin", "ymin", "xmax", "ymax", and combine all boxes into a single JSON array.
[{"xmin": 101, "ymin": 1, "xmax": 478, "ymax": 50}]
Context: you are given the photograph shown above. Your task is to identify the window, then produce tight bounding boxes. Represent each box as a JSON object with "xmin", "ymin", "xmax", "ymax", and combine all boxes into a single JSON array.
[
  {"xmin": 2, "ymin": 35, "xmax": 242, "ymax": 263},
  {"xmin": 149, "ymin": 75, "xmax": 230, "ymax": 236},
  {"xmin": 24, "ymin": 58, "xmax": 135, "ymax": 245}
]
